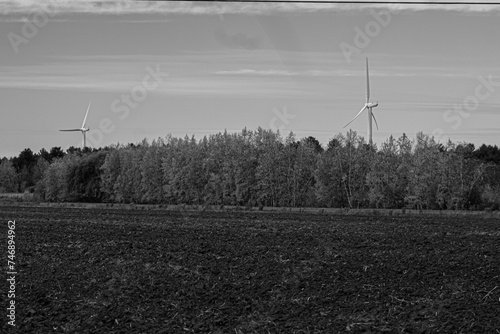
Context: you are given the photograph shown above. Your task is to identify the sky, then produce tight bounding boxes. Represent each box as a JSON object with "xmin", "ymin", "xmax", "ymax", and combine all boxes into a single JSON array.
[{"xmin": 0, "ymin": 0, "xmax": 499, "ymax": 158}]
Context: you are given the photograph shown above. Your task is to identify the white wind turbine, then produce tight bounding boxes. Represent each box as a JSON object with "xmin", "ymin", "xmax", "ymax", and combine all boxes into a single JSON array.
[
  {"xmin": 60, "ymin": 101, "xmax": 92, "ymax": 149},
  {"xmin": 343, "ymin": 58, "xmax": 379, "ymax": 143}
]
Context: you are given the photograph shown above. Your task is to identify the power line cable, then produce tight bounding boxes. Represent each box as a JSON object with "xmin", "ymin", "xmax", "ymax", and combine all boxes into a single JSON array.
[{"xmin": 139, "ymin": 0, "xmax": 500, "ymax": 5}]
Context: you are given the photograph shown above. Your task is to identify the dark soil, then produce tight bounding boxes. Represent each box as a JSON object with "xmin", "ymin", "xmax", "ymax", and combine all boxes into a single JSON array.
[{"xmin": 1, "ymin": 205, "xmax": 499, "ymax": 333}]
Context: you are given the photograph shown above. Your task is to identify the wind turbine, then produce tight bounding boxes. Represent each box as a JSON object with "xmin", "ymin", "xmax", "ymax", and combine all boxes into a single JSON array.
[
  {"xmin": 343, "ymin": 58, "xmax": 379, "ymax": 143},
  {"xmin": 60, "ymin": 101, "xmax": 91, "ymax": 149}
]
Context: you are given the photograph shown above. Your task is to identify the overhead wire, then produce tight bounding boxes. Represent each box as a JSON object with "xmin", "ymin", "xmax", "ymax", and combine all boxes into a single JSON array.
[{"xmin": 139, "ymin": 0, "xmax": 500, "ymax": 5}]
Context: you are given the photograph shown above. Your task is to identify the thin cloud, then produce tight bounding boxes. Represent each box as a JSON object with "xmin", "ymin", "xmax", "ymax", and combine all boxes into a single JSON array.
[
  {"xmin": 1, "ymin": 0, "xmax": 499, "ymax": 18},
  {"xmin": 214, "ymin": 68, "xmax": 369, "ymax": 77},
  {"xmin": 384, "ymin": 101, "xmax": 500, "ymax": 114},
  {"xmin": 0, "ymin": 61, "xmax": 311, "ymax": 98},
  {"xmin": 215, "ymin": 69, "xmax": 297, "ymax": 76},
  {"xmin": 213, "ymin": 67, "xmax": 497, "ymax": 78}
]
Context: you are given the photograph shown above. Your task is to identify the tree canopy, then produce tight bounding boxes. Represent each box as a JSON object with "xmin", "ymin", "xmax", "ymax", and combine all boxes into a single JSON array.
[{"xmin": 2, "ymin": 130, "xmax": 499, "ymax": 210}]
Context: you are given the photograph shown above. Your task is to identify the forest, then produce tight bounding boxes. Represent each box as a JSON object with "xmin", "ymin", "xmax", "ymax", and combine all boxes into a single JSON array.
[{"xmin": 1, "ymin": 128, "xmax": 499, "ymax": 210}]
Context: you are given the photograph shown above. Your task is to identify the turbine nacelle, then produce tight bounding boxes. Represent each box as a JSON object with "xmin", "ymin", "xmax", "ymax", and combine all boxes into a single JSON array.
[
  {"xmin": 60, "ymin": 101, "xmax": 92, "ymax": 149},
  {"xmin": 343, "ymin": 58, "xmax": 380, "ymax": 143}
]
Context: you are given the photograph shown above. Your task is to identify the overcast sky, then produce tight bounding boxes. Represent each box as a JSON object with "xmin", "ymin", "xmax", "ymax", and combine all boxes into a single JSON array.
[{"xmin": 1, "ymin": 0, "xmax": 499, "ymax": 158}]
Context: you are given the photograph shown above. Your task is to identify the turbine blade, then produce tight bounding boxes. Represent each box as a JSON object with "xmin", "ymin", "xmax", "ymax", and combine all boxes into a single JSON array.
[
  {"xmin": 82, "ymin": 100, "xmax": 91, "ymax": 128},
  {"xmin": 371, "ymin": 111, "xmax": 379, "ymax": 130},
  {"xmin": 60, "ymin": 129, "xmax": 81, "ymax": 131},
  {"xmin": 366, "ymin": 57, "xmax": 370, "ymax": 104},
  {"xmin": 343, "ymin": 105, "xmax": 367, "ymax": 128}
]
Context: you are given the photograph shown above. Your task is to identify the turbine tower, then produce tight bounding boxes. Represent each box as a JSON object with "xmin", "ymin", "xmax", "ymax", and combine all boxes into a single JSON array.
[
  {"xmin": 343, "ymin": 58, "xmax": 379, "ymax": 143},
  {"xmin": 60, "ymin": 101, "xmax": 91, "ymax": 149}
]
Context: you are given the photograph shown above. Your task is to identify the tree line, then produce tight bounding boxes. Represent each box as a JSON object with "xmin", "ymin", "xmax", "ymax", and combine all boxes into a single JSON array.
[{"xmin": 1, "ymin": 128, "xmax": 499, "ymax": 210}]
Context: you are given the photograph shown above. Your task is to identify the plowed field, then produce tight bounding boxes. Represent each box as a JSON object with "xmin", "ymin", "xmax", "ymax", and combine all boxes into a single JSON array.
[{"xmin": 1, "ymin": 205, "xmax": 499, "ymax": 333}]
